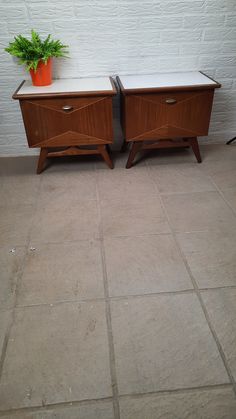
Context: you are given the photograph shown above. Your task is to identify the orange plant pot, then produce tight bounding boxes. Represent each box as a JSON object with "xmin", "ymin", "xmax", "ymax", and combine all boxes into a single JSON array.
[{"xmin": 29, "ymin": 58, "xmax": 52, "ymax": 86}]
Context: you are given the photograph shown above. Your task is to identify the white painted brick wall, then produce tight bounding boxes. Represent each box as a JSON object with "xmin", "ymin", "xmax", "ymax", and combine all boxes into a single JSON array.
[{"xmin": 0, "ymin": 0, "xmax": 236, "ymax": 155}]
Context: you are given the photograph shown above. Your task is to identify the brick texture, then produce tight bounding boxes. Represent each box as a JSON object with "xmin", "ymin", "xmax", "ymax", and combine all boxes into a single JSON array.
[{"xmin": 0, "ymin": 0, "xmax": 236, "ymax": 155}]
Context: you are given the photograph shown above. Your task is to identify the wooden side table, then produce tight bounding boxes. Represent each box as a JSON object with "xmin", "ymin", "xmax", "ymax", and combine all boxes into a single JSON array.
[
  {"xmin": 13, "ymin": 77, "xmax": 117, "ymax": 173},
  {"xmin": 117, "ymin": 72, "xmax": 221, "ymax": 168}
]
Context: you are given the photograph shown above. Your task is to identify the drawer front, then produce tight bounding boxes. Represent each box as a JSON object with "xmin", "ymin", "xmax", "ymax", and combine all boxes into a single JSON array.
[
  {"xmin": 20, "ymin": 96, "xmax": 113, "ymax": 147},
  {"xmin": 124, "ymin": 90, "xmax": 214, "ymax": 141}
]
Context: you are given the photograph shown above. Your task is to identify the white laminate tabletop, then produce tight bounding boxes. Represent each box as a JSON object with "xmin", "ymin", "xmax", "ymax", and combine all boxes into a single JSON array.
[
  {"xmin": 16, "ymin": 77, "xmax": 114, "ymax": 95},
  {"xmin": 119, "ymin": 72, "xmax": 218, "ymax": 90}
]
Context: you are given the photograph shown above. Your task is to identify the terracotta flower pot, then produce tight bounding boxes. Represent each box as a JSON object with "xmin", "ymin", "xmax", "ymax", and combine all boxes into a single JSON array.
[{"xmin": 29, "ymin": 58, "xmax": 52, "ymax": 86}]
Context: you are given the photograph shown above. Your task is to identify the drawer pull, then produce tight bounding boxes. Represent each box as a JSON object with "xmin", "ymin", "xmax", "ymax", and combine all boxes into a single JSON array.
[
  {"xmin": 165, "ymin": 98, "xmax": 177, "ymax": 105},
  {"xmin": 62, "ymin": 105, "xmax": 73, "ymax": 112}
]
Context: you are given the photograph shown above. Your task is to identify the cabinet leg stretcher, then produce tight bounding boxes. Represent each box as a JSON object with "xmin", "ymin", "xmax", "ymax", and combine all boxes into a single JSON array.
[
  {"xmin": 37, "ymin": 145, "xmax": 114, "ymax": 174},
  {"xmin": 124, "ymin": 137, "xmax": 202, "ymax": 169}
]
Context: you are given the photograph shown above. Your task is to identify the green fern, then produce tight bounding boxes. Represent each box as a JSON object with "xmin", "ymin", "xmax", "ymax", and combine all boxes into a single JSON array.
[{"xmin": 5, "ymin": 30, "xmax": 69, "ymax": 71}]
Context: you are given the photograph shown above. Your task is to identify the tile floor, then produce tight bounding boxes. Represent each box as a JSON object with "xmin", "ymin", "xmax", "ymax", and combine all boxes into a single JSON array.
[{"xmin": 0, "ymin": 144, "xmax": 236, "ymax": 418}]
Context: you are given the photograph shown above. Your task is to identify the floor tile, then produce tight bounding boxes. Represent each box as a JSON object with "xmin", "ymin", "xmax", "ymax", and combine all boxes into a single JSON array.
[
  {"xmin": 119, "ymin": 387, "xmax": 236, "ymax": 419},
  {"xmin": 111, "ymin": 294, "xmax": 229, "ymax": 394},
  {"xmin": 202, "ymin": 160, "xmax": 236, "ymax": 190},
  {"xmin": 149, "ymin": 164, "xmax": 216, "ymax": 194},
  {"xmin": 0, "ymin": 246, "xmax": 25, "ymax": 310},
  {"xmin": 0, "ymin": 157, "xmax": 39, "ymax": 176},
  {"xmin": 30, "ymin": 200, "xmax": 99, "ymax": 244},
  {"xmin": 42, "ymin": 156, "xmax": 96, "ymax": 174},
  {"xmin": 162, "ymin": 191, "xmax": 236, "ymax": 233},
  {"xmin": 0, "ymin": 400, "xmax": 114, "ymax": 419},
  {"xmin": 222, "ymin": 187, "xmax": 236, "ymax": 213},
  {"xmin": 1, "ymin": 148, "xmax": 236, "ymax": 415},
  {"xmin": 116, "ymin": 151, "xmax": 147, "ymax": 169},
  {"xmin": 0, "ymin": 311, "xmax": 12, "ymax": 356},
  {"xmin": 17, "ymin": 241, "xmax": 104, "ymax": 305},
  {"xmin": 145, "ymin": 147, "xmax": 198, "ymax": 166},
  {"xmin": 0, "ymin": 302, "xmax": 112, "ymax": 409},
  {"xmin": 0, "ymin": 206, "xmax": 34, "ymax": 247},
  {"xmin": 101, "ymin": 196, "xmax": 170, "ymax": 237},
  {"xmin": 200, "ymin": 144, "xmax": 236, "ymax": 161},
  {"xmin": 97, "ymin": 166, "xmax": 156, "ymax": 201},
  {"xmin": 177, "ymin": 231, "xmax": 236, "ymax": 288},
  {"xmin": 104, "ymin": 235, "xmax": 192, "ymax": 296},
  {"xmin": 38, "ymin": 170, "xmax": 97, "ymax": 206},
  {"xmin": 201, "ymin": 288, "xmax": 236, "ymax": 382},
  {"xmin": 0, "ymin": 175, "xmax": 40, "ymax": 207},
  {"xmin": 96, "ymin": 151, "xmax": 146, "ymax": 170},
  {"xmin": 145, "ymin": 144, "xmax": 236, "ymax": 168}
]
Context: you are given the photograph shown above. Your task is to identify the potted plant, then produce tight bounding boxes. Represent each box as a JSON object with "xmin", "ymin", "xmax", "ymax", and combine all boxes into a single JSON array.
[{"xmin": 5, "ymin": 30, "xmax": 69, "ymax": 86}]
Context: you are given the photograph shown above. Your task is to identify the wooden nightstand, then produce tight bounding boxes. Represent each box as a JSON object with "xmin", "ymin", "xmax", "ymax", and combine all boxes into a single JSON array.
[
  {"xmin": 117, "ymin": 72, "xmax": 221, "ymax": 168},
  {"xmin": 13, "ymin": 77, "xmax": 117, "ymax": 173}
]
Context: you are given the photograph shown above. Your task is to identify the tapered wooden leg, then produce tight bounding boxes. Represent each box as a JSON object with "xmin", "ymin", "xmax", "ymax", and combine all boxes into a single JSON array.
[
  {"xmin": 120, "ymin": 139, "xmax": 128, "ymax": 153},
  {"xmin": 126, "ymin": 141, "xmax": 143, "ymax": 169},
  {"xmin": 106, "ymin": 144, "xmax": 111, "ymax": 153},
  {"xmin": 189, "ymin": 137, "xmax": 202, "ymax": 163},
  {"xmin": 98, "ymin": 145, "xmax": 114, "ymax": 169},
  {"xmin": 37, "ymin": 148, "xmax": 48, "ymax": 174}
]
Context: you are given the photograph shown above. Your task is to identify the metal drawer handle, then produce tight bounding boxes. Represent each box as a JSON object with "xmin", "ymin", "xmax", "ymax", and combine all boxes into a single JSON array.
[
  {"xmin": 62, "ymin": 105, "xmax": 73, "ymax": 112},
  {"xmin": 165, "ymin": 98, "xmax": 177, "ymax": 105}
]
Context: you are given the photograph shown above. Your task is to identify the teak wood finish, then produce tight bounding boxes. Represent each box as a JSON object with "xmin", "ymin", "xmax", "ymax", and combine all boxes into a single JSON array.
[
  {"xmin": 13, "ymin": 78, "xmax": 116, "ymax": 173},
  {"xmin": 117, "ymin": 72, "xmax": 221, "ymax": 168}
]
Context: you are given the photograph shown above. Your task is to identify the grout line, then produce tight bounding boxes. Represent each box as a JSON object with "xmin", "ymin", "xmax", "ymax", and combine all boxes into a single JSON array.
[
  {"xmin": 21, "ymin": 232, "xmax": 173, "ymax": 248},
  {"xmin": 0, "ymin": 396, "xmax": 113, "ymax": 417},
  {"xmin": 100, "ymin": 241, "xmax": 121, "ymax": 419},
  {"xmin": 156, "ymin": 189, "xmax": 231, "ymax": 199},
  {"xmin": 10, "ymin": 285, "xmax": 236, "ymax": 311},
  {"xmin": 0, "ymin": 382, "xmax": 233, "ymax": 417},
  {"xmin": 110, "ymin": 289, "xmax": 194, "ymax": 300},
  {"xmin": 145, "ymin": 161, "xmax": 236, "ymax": 397},
  {"xmin": 199, "ymin": 285, "xmax": 236, "ymax": 292},
  {"xmin": 95, "ymin": 172, "xmax": 121, "ymax": 419},
  {"xmin": 0, "ymin": 311, "xmax": 14, "ymax": 382},
  {"xmin": 14, "ymin": 297, "xmax": 106, "ymax": 309},
  {"xmin": 102, "ymin": 230, "xmax": 207, "ymax": 237},
  {"xmin": 3, "ymin": 224, "xmax": 236, "ymax": 250},
  {"xmin": 118, "ymin": 382, "xmax": 233, "ymax": 400},
  {"xmin": 159, "ymin": 188, "xmax": 217, "ymax": 196},
  {"xmin": 27, "ymin": 237, "xmax": 103, "ymax": 247},
  {"xmin": 0, "ymin": 174, "xmax": 43, "ymax": 382},
  {"xmin": 205, "ymin": 174, "xmax": 236, "ymax": 219},
  {"xmin": 16, "ymin": 224, "xmax": 236, "ymax": 248}
]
